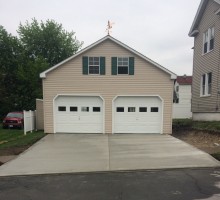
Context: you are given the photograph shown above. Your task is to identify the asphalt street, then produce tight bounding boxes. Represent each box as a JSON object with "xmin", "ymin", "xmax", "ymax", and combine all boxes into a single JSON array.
[{"xmin": 0, "ymin": 168, "xmax": 220, "ymax": 200}]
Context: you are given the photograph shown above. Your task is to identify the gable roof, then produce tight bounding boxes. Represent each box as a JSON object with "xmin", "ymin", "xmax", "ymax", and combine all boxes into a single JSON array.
[
  {"xmin": 176, "ymin": 76, "xmax": 192, "ymax": 85},
  {"xmin": 189, "ymin": 0, "xmax": 220, "ymax": 37},
  {"xmin": 40, "ymin": 35, "xmax": 176, "ymax": 79}
]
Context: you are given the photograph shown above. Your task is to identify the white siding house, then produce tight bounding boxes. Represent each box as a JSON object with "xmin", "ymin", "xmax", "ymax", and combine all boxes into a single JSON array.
[{"xmin": 173, "ymin": 76, "xmax": 192, "ymax": 119}]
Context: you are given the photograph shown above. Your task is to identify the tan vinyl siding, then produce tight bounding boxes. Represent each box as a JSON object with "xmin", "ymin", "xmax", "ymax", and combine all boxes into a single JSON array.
[
  {"xmin": 192, "ymin": 0, "xmax": 220, "ymax": 113},
  {"xmin": 43, "ymin": 39, "xmax": 174, "ymax": 134},
  {"xmin": 36, "ymin": 99, "xmax": 44, "ymax": 130}
]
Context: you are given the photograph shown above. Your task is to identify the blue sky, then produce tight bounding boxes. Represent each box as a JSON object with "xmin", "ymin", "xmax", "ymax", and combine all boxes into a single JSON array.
[{"xmin": 0, "ymin": 0, "xmax": 201, "ymax": 75}]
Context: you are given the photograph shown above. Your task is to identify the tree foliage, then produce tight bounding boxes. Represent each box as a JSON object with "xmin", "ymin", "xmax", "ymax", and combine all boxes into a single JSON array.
[
  {"xmin": 0, "ymin": 26, "xmax": 23, "ymax": 115},
  {"xmin": 0, "ymin": 19, "xmax": 83, "ymax": 118},
  {"xmin": 18, "ymin": 19, "xmax": 83, "ymax": 66}
]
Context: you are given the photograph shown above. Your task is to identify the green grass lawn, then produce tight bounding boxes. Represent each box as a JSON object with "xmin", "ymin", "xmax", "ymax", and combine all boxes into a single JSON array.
[
  {"xmin": 0, "ymin": 126, "xmax": 46, "ymax": 149},
  {"xmin": 173, "ymin": 119, "xmax": 220, "ymax": 132}
]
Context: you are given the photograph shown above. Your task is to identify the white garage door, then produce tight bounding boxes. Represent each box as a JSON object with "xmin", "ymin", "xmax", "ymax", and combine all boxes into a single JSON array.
[
  {"xmin": 54, "ymin": 96, "xmax": 103, "ymax": 133},
  {"xmin": 114, "ymin": 96, "xmax": 162, "ymax": 134}
]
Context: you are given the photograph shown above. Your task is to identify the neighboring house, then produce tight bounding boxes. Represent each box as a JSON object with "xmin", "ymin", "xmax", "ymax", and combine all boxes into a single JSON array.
[
  {"xmin": 39, "ymin": 35, "xmax": 176, "ymax": 134},
  {"xmin": 173, "ymin": 75, "xmax": 192, "ymax": 119},
  {"xmin": 189, "ymin": 0, "xmax": 220, "ymax": 121}
]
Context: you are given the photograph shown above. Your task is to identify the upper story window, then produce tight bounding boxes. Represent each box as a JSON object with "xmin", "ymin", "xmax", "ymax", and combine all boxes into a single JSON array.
[
  {"xmin": 201, "ymin": 72, "xmax": 212, "ymax": 96},
  {"xmin": 89, "ymin": 57, "xmax": 100, "ymax": 74},
  {"xmin": 111, "ymin": 57, "xmax": 134, "ymax": 75},
  {"xmin": 117, "ymin": 57, "xmax": 129, "ymax": 74},
  {"xmin": 203, "ymin": 27, "xmax": 214, "ymax": 54},
  {"xmin": 82, "ymin": 56, "xmax": 105, "ymax": 75}
]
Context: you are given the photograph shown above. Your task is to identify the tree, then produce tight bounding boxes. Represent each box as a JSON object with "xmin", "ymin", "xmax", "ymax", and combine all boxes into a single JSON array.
[
  {"xmin": 16, "ymin": 58, "xmax": 49, "ymax": 110},
  {"xmin": 0, "ymin": 26, "xmax": 23, "ymax": 116},
  {"xmin": 17, "ymin": 18, "xmax": 83, "ymax": 67},
  {"xmin": 0, "ymin": 20, "xmax": 83, "ymax": 118}
]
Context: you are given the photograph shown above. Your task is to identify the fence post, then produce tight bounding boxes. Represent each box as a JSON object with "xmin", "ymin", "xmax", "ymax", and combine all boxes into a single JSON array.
[
  {"xmin": 30, "ymin": 110, "xmax": 32, "ymax": 133},
  {"xmin": 34, "ymin": 110, "xmax": 37, "ymax": 131},
  {"xmin": 23, "ymin": 110, "xmax": 26, "ymax": 135}
]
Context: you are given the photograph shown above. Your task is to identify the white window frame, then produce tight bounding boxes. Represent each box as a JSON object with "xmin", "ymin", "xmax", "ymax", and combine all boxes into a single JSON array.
[
  {"xmin": 117, "ymin": 57, "xmax": 129, "ymax": 75},
  {"xmin": 200, "ymin": 72, "xmax": 212, "ymax": 97},
  {"xmin": 88, "ymin": 57, "xmax": 100, "ymax": 75},
  {"xmin": 203, "ymin": 27, "xmax": 214, "ymax": 54}
]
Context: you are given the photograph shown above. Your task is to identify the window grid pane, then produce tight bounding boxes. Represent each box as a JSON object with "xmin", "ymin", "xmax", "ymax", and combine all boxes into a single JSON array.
[
  {"xmin": 89, "ymin": 57, "xmax": 100, "ymax": 74},
  {"xmin": 203, "ymin": 27, "xmax": 214, "ymax": 53},
  {"xmin": 117, "ymin": 57, "xmax": 129, "ymax": 74},
  {"xmin": 201, "ymin": 73, "xmax": 212, "ymax": 96}
]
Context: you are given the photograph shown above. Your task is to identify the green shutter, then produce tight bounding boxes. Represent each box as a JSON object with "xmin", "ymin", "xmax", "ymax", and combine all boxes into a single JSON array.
[
  {"xmin": 112, "ymin": 57, "xmax": 117, "ymax": 75},
  {"xmin": 100, "ymin": 57, "xmax": 105, "ymax": 75},
  {"xmin": 82, "ymin": 56, "xmax": 88, "ymax": 75},
  {"xmin": 129, "ymin": 57, "xmax": 134, "ymax": 75}
]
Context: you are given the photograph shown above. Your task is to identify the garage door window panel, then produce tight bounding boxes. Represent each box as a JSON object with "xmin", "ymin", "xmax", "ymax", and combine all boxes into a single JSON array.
[
  {"xmin": 93, "ymin": 107, "xmax": 101, "ymax": 112},
  {"xmin": 151, "ymin": 107, "xmax": 159, "ymax": 112},
  {"xmin": 70, "ymin": 107, "xmax": 78, "ymax": 112},
  {"xmin": 128, "ymin": 107, "xmax": 136, "ymax": 112},
  {"xmin": 117, "ymin": 107, "xmax": 124, "ymax": 112},
  {"xmin": 58, "ymin": 106, "xmax": 66, "ymax": 111},
  {"xmin": 81, "ymin": 107, "xmax": 89, "ymax": 112},
  {"xmin": 139, "ymin": 107, "xmax": 147, "ymax": 112}
]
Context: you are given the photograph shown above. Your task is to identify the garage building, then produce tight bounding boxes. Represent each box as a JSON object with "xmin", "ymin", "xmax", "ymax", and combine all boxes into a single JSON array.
[{"xmin": 39, "ymin": 35, "xmax": 176, "ymax": 134}]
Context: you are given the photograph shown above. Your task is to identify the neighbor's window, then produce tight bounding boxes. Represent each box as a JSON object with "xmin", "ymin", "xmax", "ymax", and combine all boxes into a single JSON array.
[
  {"xmin": 89, "ymin": 57, "xmax": 100, "ymax": 74},
  {"xmin": 201, "ymin": 72, "xmax": 212, "ymax": 96},
  {"xmin": 117, "ymin": 57, "xmax": 129, "ymax": 74},
  {"xmin": 203, "ymin": 27, "xmax": 214, "ymax": 54}
]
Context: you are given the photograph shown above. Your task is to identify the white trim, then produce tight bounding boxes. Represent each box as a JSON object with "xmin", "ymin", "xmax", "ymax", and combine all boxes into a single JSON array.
[
  {"xmin": 112, "ymin": 95, "xmax": 164, "ymax": 134},
  {"xmin": 189, "ymin": 30, "xmax": 199, "ymax": 37},
  {"xmin": 53, "ymin": 94, "xmax": 105, "ymax": 134},
  {"xmin": 40, "ymin": 35, "xmax": 176, "ymax": 79}
]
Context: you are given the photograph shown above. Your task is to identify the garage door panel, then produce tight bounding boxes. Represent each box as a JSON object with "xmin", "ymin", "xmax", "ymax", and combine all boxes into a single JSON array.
[
  {"xmin": 114, "ymin": 96, "xmax": 162, "ymax": 134},
  {"xmin": 55, "ymin": 96, "xmax": 103, "ymax": 133}
]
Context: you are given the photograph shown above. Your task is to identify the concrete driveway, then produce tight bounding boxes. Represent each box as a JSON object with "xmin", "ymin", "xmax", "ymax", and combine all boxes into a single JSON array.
[{"xmin": 0, "ymin": 134, "xmax": 219, "ymax": 176}]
